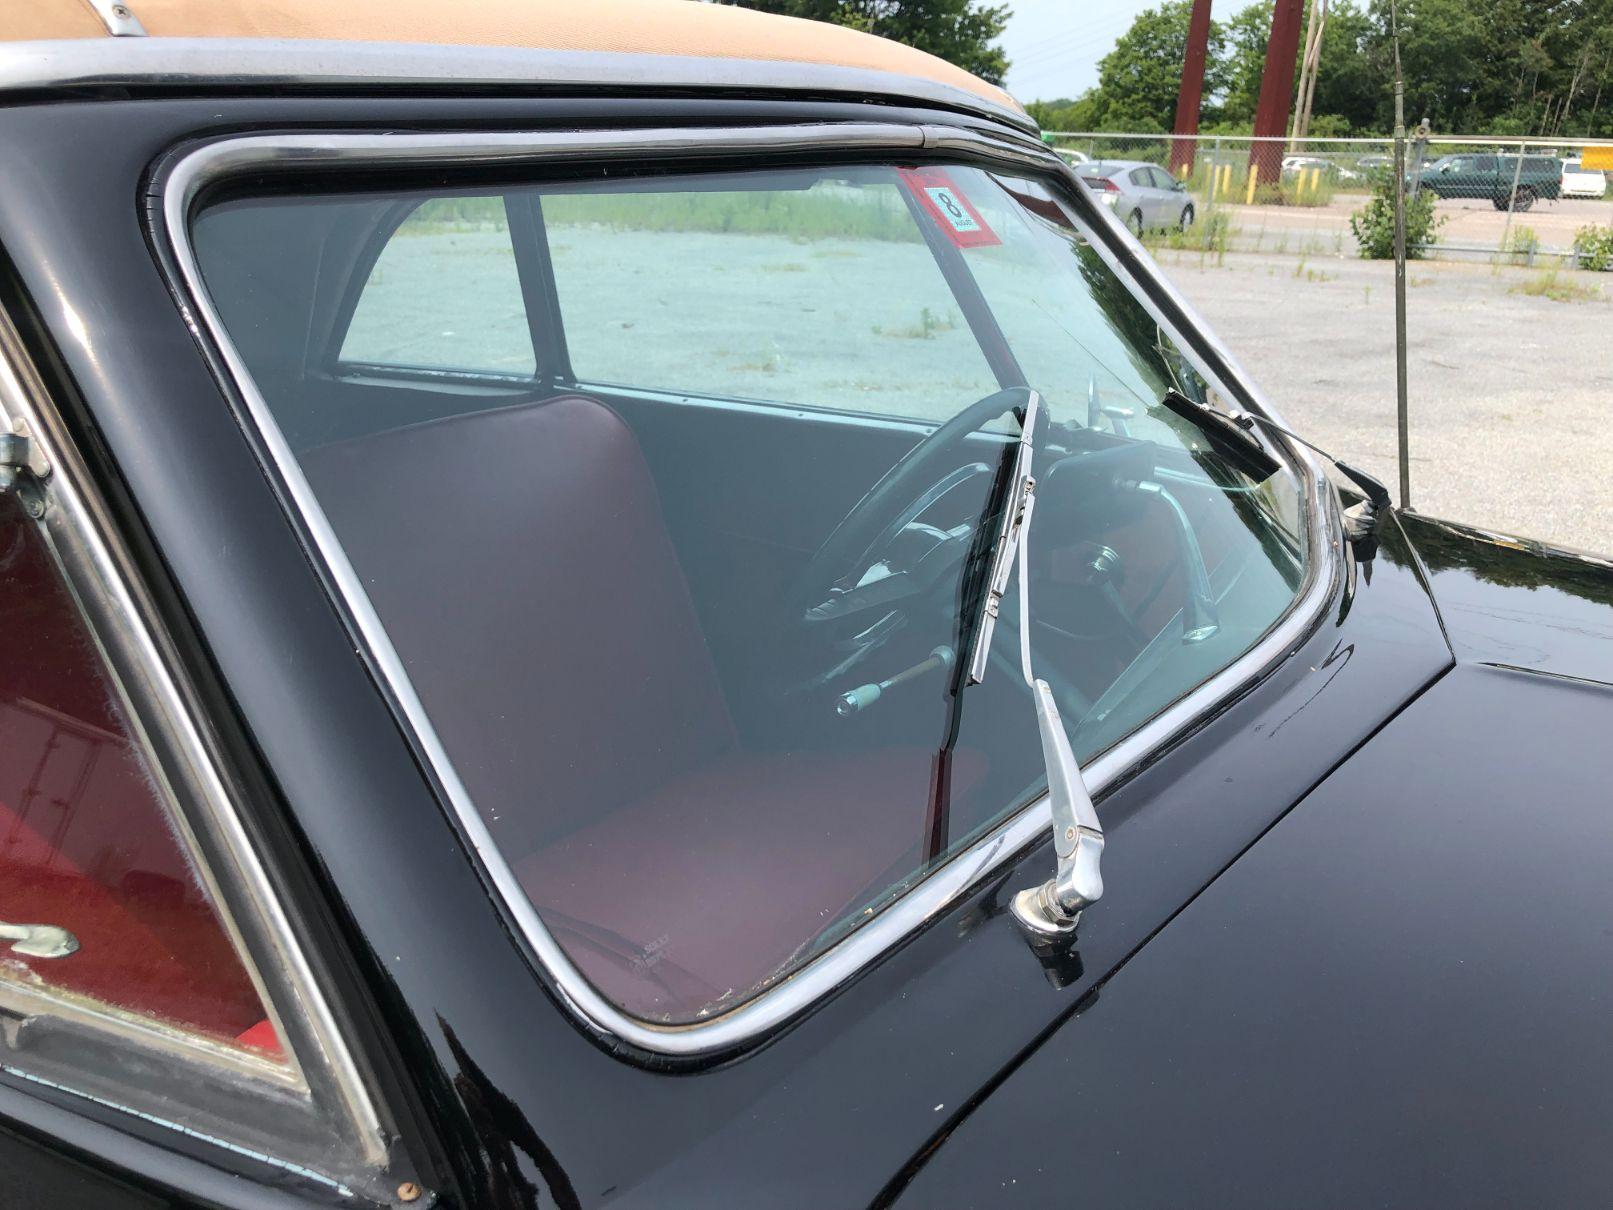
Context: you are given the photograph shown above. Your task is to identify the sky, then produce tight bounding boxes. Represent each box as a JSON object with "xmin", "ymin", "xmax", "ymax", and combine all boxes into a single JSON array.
[{"xmin": 1000, "ymin": 0, "xmax": 1244, "ymax": 103}]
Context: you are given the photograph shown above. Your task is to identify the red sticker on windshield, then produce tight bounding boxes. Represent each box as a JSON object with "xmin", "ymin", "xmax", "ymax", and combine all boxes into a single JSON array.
[{"xmin": 900, "ymin": 167, "xmax": 1001, "ymax": 248}]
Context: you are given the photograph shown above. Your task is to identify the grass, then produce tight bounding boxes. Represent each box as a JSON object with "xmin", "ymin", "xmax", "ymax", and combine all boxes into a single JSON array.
[
  {"xmin": 543, "ymin": 187, "xmax": 919, "ymax": 242},
  {"xmin": 872, "ymin": 307, "xmax": 959, "ymax": 340},
  {"xmin": 394, "ymin": 187, "xmax": 923, "ymax": 244},
  {"xmin": 1508, "ymin": 269, "xmax": 1604, "ymax": 303}
]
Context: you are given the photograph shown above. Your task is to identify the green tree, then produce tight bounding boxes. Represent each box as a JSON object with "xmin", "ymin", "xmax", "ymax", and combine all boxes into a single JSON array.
[
  {"xmin": 1219, "ymin": 0, "xmax": 1376, "ymax": 132},
  {"xmin": 716, "ymin": 0, "xmax": 1012, "ymax": 84},
  {"xmin": 1218, "ymin": 1, "xmax": 1272, "ymax": 126},
  {"xmin": 1081, "ymin": 0, "xmax": 1613, "ymax": 139},
  {"xmin": 1092, "ymin": 1, "xmax": 1230, "ymax": 130}
]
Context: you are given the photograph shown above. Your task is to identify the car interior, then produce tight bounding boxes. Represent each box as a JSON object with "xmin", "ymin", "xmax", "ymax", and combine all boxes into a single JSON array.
[{"xmin": 185, "ymin": 171, "xmax": 1304, "ymax": 1023}]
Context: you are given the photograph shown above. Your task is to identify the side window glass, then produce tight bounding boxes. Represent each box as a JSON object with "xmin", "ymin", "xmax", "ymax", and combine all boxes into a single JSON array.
[
  {"xmin": 0, "ymin": 474, "xmax": 395, "ymax": 1197},
  {"xmin": 1129, "ymin": 168, "xmax": 1151, "ymax": 187},
  {"xmin": 339, "ymin": 197, "xmax": 537, "ymax": 378},
  {"xmin": 0, "ymin": 494, "xmax": 283, "ymax": 1062}
]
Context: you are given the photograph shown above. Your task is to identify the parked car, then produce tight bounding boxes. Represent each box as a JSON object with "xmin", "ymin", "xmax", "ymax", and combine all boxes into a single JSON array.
[
  {"xmin": 1355, "ymin": 152, "xmax": 1392, "ymax": 174},
  {"xmin": 4, "ymin": 3, "xmax": 1613, "ymax": 1208},
  {"xmin": 1561, "ymin": 158, "xmax": 1609, "ymax": 198},
  {"xmin": 1412, "ymin": 152, "xmax": 1563, "ymax": 209},
  {"xmin": 1282, "ymin": 154, "xmax": 1360, "ymax": 183},
  {"xmin": 1072, "ymin": 160, "xmax": 1196, "ymax": 233}
]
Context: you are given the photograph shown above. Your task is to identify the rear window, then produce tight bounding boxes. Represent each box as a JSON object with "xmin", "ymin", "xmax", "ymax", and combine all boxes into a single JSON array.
[{"xmin": 340, "ymin": 196, "xmax": 537, "ymax": 378}]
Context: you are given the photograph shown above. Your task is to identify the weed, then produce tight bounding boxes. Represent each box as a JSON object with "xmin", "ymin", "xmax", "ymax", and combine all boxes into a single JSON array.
[
  {"xmin": 1501, "ymin": 225, "xmax": 1540, "ymax": 266},
  {"xmin": 730, "ymin": 346, "xmax": 784, "ymax": 373},
  {"xmin": 1349, "ymin": 176, "xmax": 1444, "ymax": 259},
  {"xmin": 1572, "ymin": 224, "xmax": 1613, "ymax": 272},
  {"xmin": 1140, "ymin": 211, "xmax": 1234, "ymax": 258},
  {"xmin": 875, "ymin": 307, "xmax": 959, "ymax": 340},
  {"xmin": 1508, "ymin": 270, "xmax": 1603, "ymax": 303}
]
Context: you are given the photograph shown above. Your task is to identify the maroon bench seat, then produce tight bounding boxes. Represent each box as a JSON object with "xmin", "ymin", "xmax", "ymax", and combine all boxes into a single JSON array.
[{"xmin": 302, "ymin": 395, "xmax": 980, "ymax": 1021}]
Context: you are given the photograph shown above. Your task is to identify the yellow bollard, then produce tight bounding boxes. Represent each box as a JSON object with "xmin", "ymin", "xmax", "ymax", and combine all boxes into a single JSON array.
[
  {"xmin": 1245, "ymin": 164, "xmax": 1258, "ymax": 205},
  {"xmin": 1223, "ymin": 164, "xmax": 1233, "ymax": 195}
]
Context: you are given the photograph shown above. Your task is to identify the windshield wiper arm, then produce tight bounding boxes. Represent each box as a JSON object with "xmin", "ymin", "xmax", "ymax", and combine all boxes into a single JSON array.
[
  {"xmin": 962, "ymin": 389, "xmax": 1106, "ymax": 938},
  {"xmin": 1157, "ymin": 389, "xmax": 1391, "ymax": 519}
]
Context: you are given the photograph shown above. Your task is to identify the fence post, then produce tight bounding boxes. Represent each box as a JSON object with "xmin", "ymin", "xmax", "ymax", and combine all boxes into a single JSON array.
[{"xmin": 1496, "ymin": 140, "xmax": 1527, "ymax": 269}]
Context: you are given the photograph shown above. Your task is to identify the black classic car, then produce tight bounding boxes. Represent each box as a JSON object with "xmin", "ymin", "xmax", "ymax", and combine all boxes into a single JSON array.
[{"xmin": 2, "ymin": 3, "xmax": 1612, "ymax": 1208}]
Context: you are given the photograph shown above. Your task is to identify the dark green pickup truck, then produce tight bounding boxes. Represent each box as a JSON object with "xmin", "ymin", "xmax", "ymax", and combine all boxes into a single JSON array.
[{"xmin": 1413, "ymin": 153, "xmax": 1563, "ymax": 209}]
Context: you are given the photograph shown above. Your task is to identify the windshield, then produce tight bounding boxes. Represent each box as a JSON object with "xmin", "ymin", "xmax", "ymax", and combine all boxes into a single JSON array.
[{"xmin": 191, "ymin": 157, "xmax": 1308, "ymax": 1027}]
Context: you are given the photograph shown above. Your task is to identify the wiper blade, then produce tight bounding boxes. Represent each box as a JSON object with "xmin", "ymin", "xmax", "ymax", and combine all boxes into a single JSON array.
[
  {"xmin": 966, "ymin": 388, "xmax": 1040, "ymax": 686},
  {"xmin": 1156, "ymin": 388, "xmax": 1281, "ymax": 483},
  {"xmin": 1159, "ymin": 389, "xmax": 1392, "ymax": 514}
]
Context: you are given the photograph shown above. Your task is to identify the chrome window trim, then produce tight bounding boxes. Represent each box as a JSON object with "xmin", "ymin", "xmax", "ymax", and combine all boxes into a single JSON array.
[
  {"xmin": 0, "ymin": 37, "xmax": 1035, "ymax": 134},
  {"xmin": 0, "ymin": 318, "xmax": 391, "ymax": 1175},
  {"xmin": 159, "ymin": 123, "xmax": 1338, "ymax": 1058}
]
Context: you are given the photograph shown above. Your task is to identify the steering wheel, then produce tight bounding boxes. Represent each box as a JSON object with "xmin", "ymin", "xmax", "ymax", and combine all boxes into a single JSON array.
[{"xmin": 788, "ymin": 386, "xmax": 1034, "ymax": 629}]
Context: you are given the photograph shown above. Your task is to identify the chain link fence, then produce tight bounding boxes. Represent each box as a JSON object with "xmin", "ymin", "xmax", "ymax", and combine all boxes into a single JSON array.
[
  {"xmin": 1045, "ymin": 132, "xmax": 1613, "ymax": 266},
  {"xmin": 1041, "ymin": 131, "xmax": 1613, "ymax": 555}
]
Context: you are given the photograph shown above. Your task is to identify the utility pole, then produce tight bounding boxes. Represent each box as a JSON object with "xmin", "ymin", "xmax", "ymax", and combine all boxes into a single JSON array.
[
  {"xmin": 1170, "ymin": 0, "xmax": 1215, "ymax": 177},
  {"xmin": 1288, "ymin": 0, "xmax": 1327, "ymax": 150},
  {"xmin": 1390, "ymin": 0, "xmax": 1411, "ymax": 510},
  {"xmin": 1249, "ymin": 0, "xmax": 1305, "ymax": 186}
]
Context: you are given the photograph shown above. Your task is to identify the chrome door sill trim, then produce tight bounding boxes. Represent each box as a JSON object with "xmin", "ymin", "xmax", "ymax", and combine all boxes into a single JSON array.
[{"xmin": 157, "ymin": 123, "xmax": 1337, "ymax": 1058}]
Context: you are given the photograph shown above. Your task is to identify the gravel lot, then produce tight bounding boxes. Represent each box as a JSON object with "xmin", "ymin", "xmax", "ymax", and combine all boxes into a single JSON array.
[
  {"xmin": 1214, "ymin": 193, "xmax": 1613, "ymax": 258},
  {"xmin": 1156, "ymin": 250, "xmax": 1613, "ymax": 553},
  {"xmin": 370, "ymin": 222, "xmax": 1612, "ymax": 555}
]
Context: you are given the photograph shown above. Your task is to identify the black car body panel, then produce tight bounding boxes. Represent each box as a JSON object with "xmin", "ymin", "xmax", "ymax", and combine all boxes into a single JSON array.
[
  {"xmin": 891, "ymin": 660, "xmax": 1613, "ymax": 1209},
  {"xmin": 1399, "ymin": 512, "xmax": 1613, "ymax": 685},
  {"xmin": 0, "ymin": 75, "xmax": 1605, "ymax": 1209},
  {"xmin": 887, "ymin": 515, "xmax": 1613, "ymax": 1208}
]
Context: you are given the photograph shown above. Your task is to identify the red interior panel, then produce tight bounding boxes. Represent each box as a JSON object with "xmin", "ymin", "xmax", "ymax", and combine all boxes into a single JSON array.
[{"xmin": 0, "ymin": 497, "xmax": 277, "ymax": 1053}]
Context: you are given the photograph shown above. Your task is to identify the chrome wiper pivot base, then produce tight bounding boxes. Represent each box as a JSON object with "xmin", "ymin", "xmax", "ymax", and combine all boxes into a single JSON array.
[{"xmin": 1010, "ymin": 681, "xmax": 1105, "ymax": 937}]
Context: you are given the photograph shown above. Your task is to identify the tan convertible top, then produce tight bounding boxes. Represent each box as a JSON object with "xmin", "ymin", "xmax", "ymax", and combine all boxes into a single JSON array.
[{"xmin": 8, "ymin": 0, "xmax": 1018, "ymax": 112}]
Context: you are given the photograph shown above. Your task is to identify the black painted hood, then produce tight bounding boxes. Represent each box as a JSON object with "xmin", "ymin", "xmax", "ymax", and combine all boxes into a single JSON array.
[
  {"xmin": 1400, "ymin": 512, "xmax": 1613, "ymax": 685},
  {"xmin": 895, "ymin": 517, "xmax": 1613, "ymax": 1209}
]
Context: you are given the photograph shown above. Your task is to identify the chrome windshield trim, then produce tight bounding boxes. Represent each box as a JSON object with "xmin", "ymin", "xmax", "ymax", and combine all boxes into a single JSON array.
[
  {"xmin": 0, "ymin": 37, "xmax": 1034, "ymax": 133},
  {"xmin": 158, "ymin": 123, "xmax": 1337, "ymax": 1058}
]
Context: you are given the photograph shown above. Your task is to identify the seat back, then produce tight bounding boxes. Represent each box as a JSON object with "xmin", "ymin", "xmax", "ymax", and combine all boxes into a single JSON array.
[{"xmin": 300, "ymin": 396, "xmax": 736, "ymax": 853}]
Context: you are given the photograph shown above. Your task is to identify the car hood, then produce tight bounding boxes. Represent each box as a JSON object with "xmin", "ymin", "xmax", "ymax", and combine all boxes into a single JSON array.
[
  {"xmin": 890, "ymin": 517, "xmax": 1613, "ymax": 1208},
  {"xmin": 1398, "ymin": 512, "xmax": 1613, "ymax": 685}
]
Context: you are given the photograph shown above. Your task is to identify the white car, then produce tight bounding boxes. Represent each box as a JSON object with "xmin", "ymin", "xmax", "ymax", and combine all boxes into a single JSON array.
[
  {"xmin": 1561, "ymin": 159, "xmax": 1608, "ymax": 198},
  {"xmin": 1282, "ymin": 154, "xmax": 1359, "ymax": 183}
]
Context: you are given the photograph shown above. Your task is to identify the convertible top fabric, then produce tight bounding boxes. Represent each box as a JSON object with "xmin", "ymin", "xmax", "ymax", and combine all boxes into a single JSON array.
[{"xmin": 9, "ymin": 0, "xmax": 1018, "ymax": 113}]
